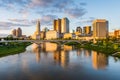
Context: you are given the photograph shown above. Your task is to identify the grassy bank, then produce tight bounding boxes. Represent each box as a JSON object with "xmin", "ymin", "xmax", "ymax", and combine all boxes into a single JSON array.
[
  {"xmin": 0, "ymin": 42, "xmax": 31, "ymax": 57},
  {"xmin": 65, "ymin": 41, "xmax": 120, "ymax": 58}
]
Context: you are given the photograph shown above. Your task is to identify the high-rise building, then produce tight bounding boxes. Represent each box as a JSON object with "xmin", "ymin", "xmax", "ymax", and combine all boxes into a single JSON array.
[
  {"xmin": 93, "ymin": 19, "xmax": 108, "ymax": 39},
  {"xmin": 11, "ymin": 29, "xmax": 16, "ymax": 36},
  {"xmin": 83, "ymin": 26, "xmax": 91, "ymax": 35},
  {"xmin": 16, "ymin": 27, "xmax": 22, "ymax": 37},
  {"xmin": 61, "ymin": 17, "xmax": 69, "ymax": 33},
  {"xmin": 53, "ymin": 17, "xmax": 69, "ymax": 33},
  {"xmin": 35, "ymin": 20, "xmax": 40, "ymax": 35},
  {"xmin": 114, "ymin": 30, "xmax": 120, "ymax": 38},
  {"xmin": 53, "ymin": 19, "xmax": 61, "ymax": 33},
  {"xmin": 76, "ymin": 26, "xmax": 82, "ymax": 33},
  {"xmin": 32, "ymin": 20, "xmax": 41, "ymax": 40}
]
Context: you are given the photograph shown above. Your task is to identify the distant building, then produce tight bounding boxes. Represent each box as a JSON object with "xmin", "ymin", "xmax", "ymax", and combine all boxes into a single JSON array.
[
  {"xmin": 63, "ymin": 33, "xmax": 75, "ymax": 39},
  {"xmin": 53, "ymin": 19, "xmax": 61, "ymax": 33},
  {"xmin": 83, "ymin": 26, "xmax": 91, "ymax": 35},
  {"xmin": 114, "ymin": 30, "xmax": 120, "ymax": 38},
  {"xmin": 53, "ymin": 17, "xmax": 69, "ymax": 33},
  {"xmin": 93, "ymin": 19, "xmax": 108, "ymax": 39},
  {"xmin": 61, "ymin": 17, "xmax": 69, "ymax": 33},
  {"xmin": 76, "ymin": 26, "xmax": 82, "ymax": 33},
  {"xmin": 16, "ymin": 27, "xmax": 22, "ymax": 37},
  {"xmin": 11, "ymin": 29, "xmax": 16, "ymax": 36},
  {"xmin": 46, "ymin": 30, "xmax": 59, "ymax": 40},
  {"xmin": 32, "ymin": 20, "xmax": 41, "ymax": 40},
  {"xmin": 109, "ymin": 32, "xmax": 114, "ymax": 38}
]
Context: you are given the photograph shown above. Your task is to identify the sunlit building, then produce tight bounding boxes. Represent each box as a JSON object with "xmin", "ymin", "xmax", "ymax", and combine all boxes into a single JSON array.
[
  {"xmin": 114, "ymin": 30, "xmax": 120, "ymax": 38},
  {"xmin": 11, "ymin": 29, "xmax": 16, "ymax": 36},
  {"xmin": 32, "ymin": 20, "xmax": 41, "ymax": 40},
  {"xmin": 61, "ymin": 17, "xmax": 69, "ymax": 33},
  {"xmin": 46, "ymin": 30, "xmax": 59, "ymax": 40},
  {"xmin": 53, "ymin": 17, "xmax": 69, "ymax": 33},
  {"xmin": 83, "ymin": 26, "xmax": 91, "ymax": 35},
  {"xmin": 93, "ymin": 19, "xmax": 108, "ymax": 39},
  {"xmin": 92, "ymin": 51, "xmax": 108, "ymax": 70},
  {"xmin": 63, "ymin": 33, "xmax": 75, "ymax": 39}
]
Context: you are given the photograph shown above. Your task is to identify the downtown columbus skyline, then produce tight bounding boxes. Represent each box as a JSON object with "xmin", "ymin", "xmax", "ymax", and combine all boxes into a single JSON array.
[{"xmin": 0, "ymin": 0, "xmax": 120, "ymax": 36}]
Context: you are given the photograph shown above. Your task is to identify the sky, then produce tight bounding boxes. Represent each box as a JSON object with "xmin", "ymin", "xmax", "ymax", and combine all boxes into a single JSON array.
[{"xmin": 0, "ymin": 0, "xmax": 120, "ymax": 37}]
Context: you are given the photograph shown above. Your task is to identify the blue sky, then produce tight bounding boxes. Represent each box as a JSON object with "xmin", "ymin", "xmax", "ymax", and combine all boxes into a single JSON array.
[{"xmin": 0, "ymin": 0, "xmax": 120, "ymax": 36}]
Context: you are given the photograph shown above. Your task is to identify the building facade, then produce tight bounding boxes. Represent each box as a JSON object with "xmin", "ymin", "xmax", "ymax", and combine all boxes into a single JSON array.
[
  {"xmin": 32, "ymin": 20, "xmax": 41, "ymax": 40},
  {"xmin": 93, "ymin": 19, "xmax": 108, "ymax": 39},
  {"xmin": 46, "ymin": 30, "xmax": 59, "ymax": 40},
  {"xmin": 83, "ymin": 26, "xmax": 91, "ymax": 35},
  {"xmin": 76, "ymin": 26, "xmax": 82, "ymax": 33},
  {"xmin": 53, "ymin": 17, "xmax": 69, "ymax": 34},
  {"xmin": 16, "ymin": 27, "xmax": 22, "ymax": 37}
]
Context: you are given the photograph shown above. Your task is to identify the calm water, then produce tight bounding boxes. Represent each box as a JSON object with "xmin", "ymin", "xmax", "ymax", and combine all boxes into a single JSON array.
[{"xmin": 0, "ymin": 42, "xmax": 120, "ymax": 80}]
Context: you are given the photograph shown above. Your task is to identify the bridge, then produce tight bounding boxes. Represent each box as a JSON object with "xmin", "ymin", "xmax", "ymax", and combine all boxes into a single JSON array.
[{"xmin": 0, "ymin": 40, "xmax": 87, "ymax": 45}]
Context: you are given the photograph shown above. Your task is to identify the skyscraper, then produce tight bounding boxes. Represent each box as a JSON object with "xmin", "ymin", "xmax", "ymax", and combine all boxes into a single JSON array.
[
  {"xmin": 16, "ymin": 27, "xmax": 22, "ymax": 37},
  {"xmin": 61, "ymin": 17, "xmax": 69, "ymax": 33},
  {"xmin": 93, "ymin": 19, "xmax": 108, "ymax": 39},
  {"xmin": 83, "ymin": 26, "xmax": 91, "ymax": 35},
  {"xmin": 32, "ymin": 20, "xmax": 41, "ymax": 40},
  {"xmin": 11, "ymin": 29, "xmax": 16, "ymax": 36},
  {"xmin": 35, "ymin": 20, "xmax": 40, "ymax": 35},
  {"xmin": 76, "ymin": 26, "xmax": 82, "ymax": 33},
  {"xmin": 53, "ymin": 19, "xmax": 61, "ymax": 33},
  {"xmin": 53, "ymin": 17, "xmax": 69, "ymax": 33}
]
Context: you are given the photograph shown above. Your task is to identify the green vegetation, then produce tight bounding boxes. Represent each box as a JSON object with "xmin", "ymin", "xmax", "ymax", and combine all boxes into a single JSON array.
[
  {"xmin": 65, "ymin": 40, "xmax": 120, "ymax": 58},
  {"xmin": 0, "ymin": 42, "xmax": 31, "ymax": 57}
]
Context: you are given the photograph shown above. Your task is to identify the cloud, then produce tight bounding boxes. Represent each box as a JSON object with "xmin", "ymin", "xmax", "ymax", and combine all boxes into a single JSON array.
[
  {"xmin": 40, "ymin": 15, "xmax": 57, "ymax": 26},
  {"xmin": 0, "ymin": 21, "xmax": 34, "ymax": 30},
  {"xmin": 65, "ymin": 7, "xmax": 87, "ymax": 18}
]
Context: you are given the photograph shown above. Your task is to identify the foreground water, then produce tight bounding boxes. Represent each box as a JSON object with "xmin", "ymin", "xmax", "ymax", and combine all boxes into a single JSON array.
[{"xmin": 0, "ymin": 42, "xmax": 120, "ymax": 80}]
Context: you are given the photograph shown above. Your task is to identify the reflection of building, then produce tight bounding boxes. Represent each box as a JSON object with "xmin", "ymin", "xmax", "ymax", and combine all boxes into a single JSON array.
[
  {"xmin": 93, "ymin": 19, "xmax": 108, "ymax": 39},
  {"xmin": 46, "ymin": 30, "xmax": 59, "ymax": 39},
  {"xmin": 32, "ymin": 43, "xmax": 41, "ymax": 62},
  {"xmin": 63, "ymin": 45, "xmax": 72, "ymax": 51},
  {"xmin": 45, "ymin": 42, "xmax": 58, "ymax": 52},
  {"xmin": 92, "ymin": 51, "xmax": 108, "ymax": 70},
  {"xmin": 53, "ymin": 50, "xmax": 69, "ymax": 68}
]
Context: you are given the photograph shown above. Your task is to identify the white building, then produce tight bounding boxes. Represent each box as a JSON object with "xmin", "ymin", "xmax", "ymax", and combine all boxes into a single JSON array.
[{"xmin": 46, "ymin": 30, "xmax": 59, "ymax": 40}]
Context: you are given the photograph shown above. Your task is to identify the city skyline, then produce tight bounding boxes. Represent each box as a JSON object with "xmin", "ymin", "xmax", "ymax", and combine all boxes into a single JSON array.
[{"xmin": 0, "ymin": 0, "xmax": 120, "ymax": 37}]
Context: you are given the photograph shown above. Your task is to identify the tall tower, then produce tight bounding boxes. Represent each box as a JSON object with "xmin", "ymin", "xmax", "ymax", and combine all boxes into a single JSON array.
[
  {"xmin": 11, "ymin": 29, "xmax": 16, "ymax": 36},
  {"xmin": 16, "ymin": 27, "xmax": 22, "ymax": 37},
  {"xmin": 36, "ymin": 20, "xmax": 40, "ymax": 35},
  {"xmin": 92, "ymin": 19, "xmax": 108, "ymax": 39},
  {"xmin": 61, "ymin": 17, "xmax": 69, "ymax": 33},
  {"xmin": 76, "ymin": 26, "xmax": 82, "ymax": 33},
  {"xmin": 53, "ymin": 17, "xmax": 69, "ymax": 33},
  {"xmin": 83, "ymin": 26, "xmax": 91, "ymax": 35}
]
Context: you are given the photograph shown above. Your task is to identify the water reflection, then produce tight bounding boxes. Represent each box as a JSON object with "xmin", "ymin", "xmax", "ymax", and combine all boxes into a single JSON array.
[
  {"xmin": 0, "ymin": 42, "xmax": 120, "ymax": 80},
  {"xmin": 92, "ymin": 51, "xmax": 108, "ymax": 70},
  {"xmin": 32, "ymin": 43, "xmax": 41, "ymax": 62}
]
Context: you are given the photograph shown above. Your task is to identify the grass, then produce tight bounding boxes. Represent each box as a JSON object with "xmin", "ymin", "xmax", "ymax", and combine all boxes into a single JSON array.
[{"xmin": 0, "ymin": 42, "xmax": 31, "ymax": 57}]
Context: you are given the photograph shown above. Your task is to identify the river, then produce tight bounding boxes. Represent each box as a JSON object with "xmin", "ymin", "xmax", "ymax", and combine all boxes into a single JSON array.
[{"xmin": 0, "ymin": 42, "xmax": 120, "ymax": 80}]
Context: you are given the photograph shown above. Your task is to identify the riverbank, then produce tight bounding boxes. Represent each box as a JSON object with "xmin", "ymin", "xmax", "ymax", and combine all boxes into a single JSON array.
[
  {"xmin": 0, "ymin": 42, "xmax": 31, "ymax": 57},
  {"xmin": 65, "ymin": 41, "xmax": 120, "ymax": 58}
]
